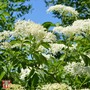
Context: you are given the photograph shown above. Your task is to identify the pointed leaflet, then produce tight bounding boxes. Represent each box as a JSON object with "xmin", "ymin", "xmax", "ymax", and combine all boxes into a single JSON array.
[
  {"xmin": 0, "ymin": 71, "xmax": 6, "ymax": 80},
  {"xmin": 42, "ymin": 22, "xmax": 55, "ymax": 29},
  {"xmin": 81, "ymin": 54, "xmax": 90, "ymax": 66}
]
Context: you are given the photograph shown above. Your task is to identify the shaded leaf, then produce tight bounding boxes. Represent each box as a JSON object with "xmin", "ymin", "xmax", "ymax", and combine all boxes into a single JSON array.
[
  {"xmin": 42, "ymin": 22, "xmax": 55, "ymax": 29},
  {"xmin": 81, "ymin": 54, "xmax": 90, "ymax": 66}
]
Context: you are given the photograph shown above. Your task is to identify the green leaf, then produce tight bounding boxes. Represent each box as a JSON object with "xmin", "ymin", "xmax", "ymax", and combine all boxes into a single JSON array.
[
  {"xmin": 28, "ymin": 69, "xmax": 35, "ymax": 78},
  {"xmin": 41, "ymin": 42, "xmax": 50, "ymax": 49},
  {"xmin": 31, "ymin": 73, "xmax": 39, "ymax": 88},
  {"xmin": 10, "ymin": 40, "xmax": 22, "ymax": 45},
  {"xmin": 42, "ymin": 22, "xmax": 55, "ymax": 29},
  {"xmin": 39, "ymin": 54, "xmax": 48, "ymax": 65},
  {"xmin": 33, "ymin": 52, "xmax": 47, "ymax": 65},
  {"xmin": 81, "ymin": 54, "xmax": 90, "ymax": 66},
  {"xmin": 17, "ymin": 65, "xmax": 22, "ymax": 73},
  {"xmin": 0, "ymin": 71, "xmax": 6, "ymax": 80},
  {"xmin": 60, "ymin": 54, "xmax": 66, "ymax": 61},
  {"xmin": 0, "ymin": 2, "xmax": 7, "ymax": 9},
  {"xmin": 13, "ymin": 0, "xmax": 25, "ymax": 3},
  {"xmin": 1, "ymin": 15, "xmax": 6, "ymax": 22},
  {"xmin": 2, "ymin": 66, "xmax": 7, "ymax": 72},
  {"xmin": 3, "ymin": 12, "xmax": 10, "ymax": 16}
]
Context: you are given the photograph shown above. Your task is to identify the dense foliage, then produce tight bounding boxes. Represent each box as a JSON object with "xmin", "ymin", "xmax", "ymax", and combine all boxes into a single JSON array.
[
  {"xmin": 0, "ymin": 1, "xmax": 90, "ymax": 90},
  {"xmin": 0, "ymin": 0, "xmax": 31, "ymax": 31}
]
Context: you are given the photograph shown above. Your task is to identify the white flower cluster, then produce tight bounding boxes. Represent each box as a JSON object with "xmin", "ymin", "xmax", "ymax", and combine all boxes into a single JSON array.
[
  {"xmin": 53, "ymin": 19, "xmax": 90, "ymax": 35},
  {"xmin": 53, "ymin": 26, "xmax": 64, "ymax": 33},
  {"xmin": 0, "ymin": 20, "xmax": 56, "ymax": 49},
  {"xmin": 72, "ymin": 19, "xmax": 90, "ymax": 34},
  {"xmin": 6, "ymin": 84, "xmax": 24, "ymax": 90},
  {"xmin": 20, "ymin": 67, "xmax": 31, "ymax": 80},
  {"xmin": 64, "ymin": 61, "xmax": 90, "ymax": 76},
  {"xmin": 49, "ymin": 43, "xmax": 67, "ymax": 55},
  {"xmin": 0, "ymin": 31, "xmax": 12, "ymax": 41},
  {"xmin": 0, "ymin": 42, "xmax": 11, "ymax": 49},
  {"xmin": 40, "ymin": 83, "xmax": 72, "ymax": 90},
  {"xmin": 47, "ymin": 4, "xmax": 78, "ymax": 17},
  {"xmin": 38, "ymin": 43, "xmax": 67, "ymax": 57},
  {"xmin": 43, "ymin": 32, "xmax": 56, "ymax": 42},
  {"xmin": 38, "ymin": 45, "xmax": 54, "ymax": 60},
  {"xmin": 14, "ymin": 20, "xmax": 46, "ymax": 41},
  {"xmin": 14, "ymin": 20, "xmax": 56, "ymax": 42}
]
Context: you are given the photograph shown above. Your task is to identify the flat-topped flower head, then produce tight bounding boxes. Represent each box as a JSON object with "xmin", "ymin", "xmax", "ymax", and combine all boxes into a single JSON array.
[
  {"xmin": 53, "ymin": 26, "xmax": 64, "ymax": 33},
  {"xmin": 15, "ymin": 20, "xmax": 47, "ymax": 40},
  {"xmin": 43, "ymin": 32, "xmax": 56, "ymax": 42},
  {"xmin": 53, "ymin": 19, "xmax": 90, "ymax": 36},
  {"xmin": 14, "ymin": 20, "xmax": 57, "ymax": 42},
  {"xmin": 64, "ymin": 61, "xmax": 90, "ymax": 76},
  {"xmin": 40, "ymin": 83, "xmax": 72, "ymax": 90},
  {"xmin": 0, "ymin": 31, "xmax": 12, "ymax": 41},
  {"xmin": 47, "ymin": 4, "xmax": 79, "ymax": 17},
  {"xmin": 49, "ymin": 43, "xmax": 67, "ymax": 55}
]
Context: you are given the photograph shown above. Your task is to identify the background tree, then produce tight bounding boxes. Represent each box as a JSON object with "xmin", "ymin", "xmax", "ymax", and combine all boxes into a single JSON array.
[
  {"xmin": 44, "ymin": 0, "xmax": 90, "ymax": 26},
  {"xmin": 0, "ymin": 0, "xmax": 31, "ymax": 31}
]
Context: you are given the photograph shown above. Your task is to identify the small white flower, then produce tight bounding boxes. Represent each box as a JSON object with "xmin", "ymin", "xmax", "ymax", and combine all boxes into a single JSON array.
[
  {"xmin": 20, "ymin": 67, "xmax": 31, "ymax": 80},
  {"xmin": 69, "ymin": 43, "xmax": 77, "ymax": 50},
  {"xmin": 49, "ymin": 43, "xmax": 67, "ymax": 54},
  {"xmin": 43, "ymin": 32, "xmax": 56, "ymax": 42}
]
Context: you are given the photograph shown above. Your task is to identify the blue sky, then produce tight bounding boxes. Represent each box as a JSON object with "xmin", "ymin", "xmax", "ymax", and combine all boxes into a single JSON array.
[{"xmin": 21, "ymin": 0, "xmax": 59, "ymax": 24}]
